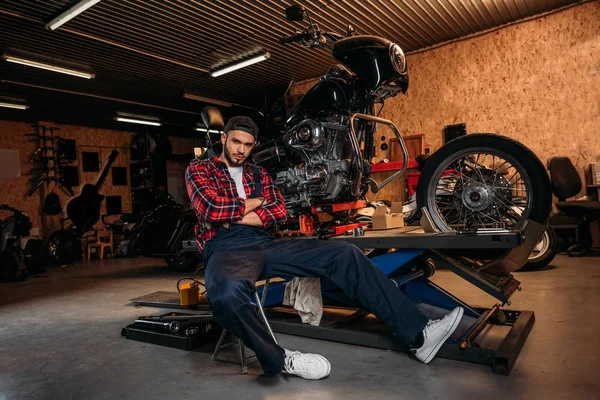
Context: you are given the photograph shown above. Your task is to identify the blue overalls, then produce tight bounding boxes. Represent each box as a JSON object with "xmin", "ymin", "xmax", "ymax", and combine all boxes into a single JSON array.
[{"xmin": 202, "ymin": 167, "xmax": 429, "ymax": 376}]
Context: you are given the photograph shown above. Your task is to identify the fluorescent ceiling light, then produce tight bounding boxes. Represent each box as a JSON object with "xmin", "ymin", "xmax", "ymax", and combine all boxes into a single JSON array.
[
  {"xmin": 116, "ymin": 117, "xmax": 161, "ymax": 126},
  {"xmin": 183, "ymin": 93, "xmax": 232, "ymax": 107},
  {"xmin": 210, "ymin": 52, "xmax": 270, "ymax": 78},
  {"xmin": 46, "ymin": 0, "xmax": 103, "ymax": 31},
  {"xmin": 196, "ymin": 127, "xmax": 221, "ymax": 134},
  {"xmin": 0, "ymin": 102, "xmax": 29, "ymax": 110},
  {"xmin": 3, "ymin": 55, "xmax": 95, "ymax": 79}
]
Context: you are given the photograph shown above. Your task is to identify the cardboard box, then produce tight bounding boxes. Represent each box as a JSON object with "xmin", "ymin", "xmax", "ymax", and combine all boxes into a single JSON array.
[{"xmin": 372, "ymin": 202, "xmax": 404, "ymax": 230}]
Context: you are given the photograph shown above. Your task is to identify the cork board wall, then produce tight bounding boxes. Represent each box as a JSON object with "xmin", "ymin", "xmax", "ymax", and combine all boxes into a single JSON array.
[
  {"xmin": 34, "ymin": 123, "xmax": 132, "ymax": 236},
  {"xmin": 0, "ymin": 120, "xmax": 42, "ymax": 230},
  {"xmin": 0, "ymin": 120, "xmax": 197, "ymax": 237},
  {"xmin": 377, "ymin": 1, "xmax": 600, "ymax": 172}
]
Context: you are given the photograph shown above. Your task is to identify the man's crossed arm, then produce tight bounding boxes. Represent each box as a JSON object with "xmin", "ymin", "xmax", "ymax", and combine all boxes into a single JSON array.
[
  {"xmin": 185, "ymin": 163, "xmax": 287, "ymax": 229},
  {"xmin": 236, "ymin": 197, "xmax": 266, "ymax": 227}
]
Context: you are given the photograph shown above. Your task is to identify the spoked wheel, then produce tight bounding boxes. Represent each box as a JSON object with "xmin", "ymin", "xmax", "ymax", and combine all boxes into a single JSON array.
[{"xmin": 417, "ymin": 134, "xmax": 552, "ymax": 234}]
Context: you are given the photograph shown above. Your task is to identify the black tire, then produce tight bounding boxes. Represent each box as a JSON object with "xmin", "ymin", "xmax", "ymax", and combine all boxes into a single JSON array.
[
  {"xmin": 0, "ymin": 247, "xmax": 28, "ymax": 281},
  {"xmin": 47, "ymin": 230, "xmax": 79, "ymax": 265},
  {"xmin": 24, "ymin": 239, "xmax": 48, "ymax": 274},
  {"xmin": 126, "ymin": 232, "xmax": 142, "ymax": 257},
  {"xmin": 519, "ymin": 224, "xmax": 558, "ymax": 271},
  {"xmin": 166, "ymin": 253, "xmax": 201, "ymax": 272},
  {"xmin": 417, "ymin": 134, "xmax": 552, "ymax": 232}
]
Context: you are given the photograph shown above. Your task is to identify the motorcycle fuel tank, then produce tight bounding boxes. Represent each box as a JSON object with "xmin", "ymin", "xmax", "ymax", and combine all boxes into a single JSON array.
[
  {"xmin": 285, "ymin": 77, "xmax": 354, "ymax": 127},
  {"xmin": 332, "ymin": 35, "xmax": 407, "ymax": 91}
]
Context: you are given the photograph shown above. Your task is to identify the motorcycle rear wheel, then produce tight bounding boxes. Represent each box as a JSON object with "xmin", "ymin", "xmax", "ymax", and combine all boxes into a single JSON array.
[{"xmin": 417, "ymin": 134, "xmax": 551, "ymax": 234}]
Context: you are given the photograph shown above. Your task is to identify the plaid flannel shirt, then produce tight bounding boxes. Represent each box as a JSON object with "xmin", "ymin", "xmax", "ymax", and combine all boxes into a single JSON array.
[{"xmin": 185, "ymin": 155, "xmax": 287, "ymax": 251}]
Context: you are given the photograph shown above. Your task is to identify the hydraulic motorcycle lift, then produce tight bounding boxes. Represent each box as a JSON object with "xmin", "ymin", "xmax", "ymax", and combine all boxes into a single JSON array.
[{"xmin": 257, "ymin": 212, "xmax": 546, "ymax": 375}]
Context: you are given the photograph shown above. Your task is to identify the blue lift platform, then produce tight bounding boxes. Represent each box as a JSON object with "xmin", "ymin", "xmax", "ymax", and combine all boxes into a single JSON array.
[{"xmin": 257, "ymin": 216, "xmax": 546, "ymax": 375}]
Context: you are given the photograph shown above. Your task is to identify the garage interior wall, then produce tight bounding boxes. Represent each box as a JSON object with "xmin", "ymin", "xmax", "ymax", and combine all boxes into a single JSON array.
[
  {"xmin": 379, "ymin": 1, "xmax": 599, "ymax": 167},
  {"xmin": 370, "ymin": 1, "xmax": 599, "ymax": 202},
  {"xmin": 0, "ymin": 119, "xmax": 196, "ymax": 237},
  {"xmin": 1, "ymin": 2, "xmax": 597, "ymax": 216}
]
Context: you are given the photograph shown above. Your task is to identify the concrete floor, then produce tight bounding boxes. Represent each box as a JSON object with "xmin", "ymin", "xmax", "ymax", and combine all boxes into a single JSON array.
[{"xmin": 0, "ymin": 254, "xmax": 599, "ymax": 400}]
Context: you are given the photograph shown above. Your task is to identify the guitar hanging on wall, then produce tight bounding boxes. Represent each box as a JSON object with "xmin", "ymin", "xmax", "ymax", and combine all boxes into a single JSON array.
[{"xmin": 66, "ymin": 150, "xmax": 119, "ymax": 233}]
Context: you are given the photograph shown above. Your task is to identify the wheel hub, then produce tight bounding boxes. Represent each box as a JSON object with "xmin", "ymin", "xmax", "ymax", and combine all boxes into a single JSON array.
[{"xmin": 462, "ymin": 183, "xmax": 493, "ymax": 211}]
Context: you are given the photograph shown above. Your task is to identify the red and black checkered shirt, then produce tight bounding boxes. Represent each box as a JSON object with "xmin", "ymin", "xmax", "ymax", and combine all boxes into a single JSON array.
[{"xmin": 185, "ymin": 155, "xmax": 287, "ymax": 251}]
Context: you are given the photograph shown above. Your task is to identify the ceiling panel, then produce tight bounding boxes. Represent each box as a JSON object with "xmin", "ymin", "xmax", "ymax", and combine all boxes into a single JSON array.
[{"xmin": 0, "ymin": 0, "xmax": 586, "ymax": 133}]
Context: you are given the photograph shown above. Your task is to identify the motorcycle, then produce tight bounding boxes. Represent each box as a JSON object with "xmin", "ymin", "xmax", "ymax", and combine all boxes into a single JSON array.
[
  {"xmin": 0, "ymin": 205, "xmax": 47, "ymax": 281},
  {"xmin": 248, "ymin": 4, "xmax": 552, "ymax": 236},
  {"xmin": 126, "ymin": 187, "xmax": 201, "ymax": 272}
]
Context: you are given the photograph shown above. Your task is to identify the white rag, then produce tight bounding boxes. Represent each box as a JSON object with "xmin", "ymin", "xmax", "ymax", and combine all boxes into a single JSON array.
[{"xmin": 282, "ymin": 277, "xmax": 323, "ymax": 326}]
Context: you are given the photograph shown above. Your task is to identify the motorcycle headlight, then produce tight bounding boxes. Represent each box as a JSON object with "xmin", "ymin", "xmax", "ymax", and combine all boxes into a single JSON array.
[{"xmin": 389, "ymin": 43, "xmax": 406, "ymax": 74}]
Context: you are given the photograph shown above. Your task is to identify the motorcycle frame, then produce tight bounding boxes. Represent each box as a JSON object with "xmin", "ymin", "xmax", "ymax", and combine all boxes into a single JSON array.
[{"xmin": 348, "ymin": 113, "xmax": 409, "ymax": 196}]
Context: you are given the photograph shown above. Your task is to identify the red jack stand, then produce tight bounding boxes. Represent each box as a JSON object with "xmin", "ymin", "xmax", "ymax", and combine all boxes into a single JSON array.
[
  {"xmin": 311, "ymin": 200, "xmax": 366, "ymax": 214},
  {"xmin": 299, "ymin": 200, "xmax": 368, "ymax": 237}
]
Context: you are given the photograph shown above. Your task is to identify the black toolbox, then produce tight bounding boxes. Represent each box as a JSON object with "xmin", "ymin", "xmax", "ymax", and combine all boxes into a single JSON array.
[{"xmin": 121, "ymin": 312, "xmax": 220, "ymax": 351}]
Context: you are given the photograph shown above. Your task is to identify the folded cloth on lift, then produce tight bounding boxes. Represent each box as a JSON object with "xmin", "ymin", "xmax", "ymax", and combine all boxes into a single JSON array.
[{"xmin": 283, "ymin": 277, "xmax": 323, "ymax": 326}]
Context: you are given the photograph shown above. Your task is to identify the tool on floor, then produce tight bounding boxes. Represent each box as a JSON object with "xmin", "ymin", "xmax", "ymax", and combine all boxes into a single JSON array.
[
  {"xmin": 122, "ymin": 312, "xmax": 218, "ymax": 351},
  {"xmin": 134, "ymin": 318, "xmax": 181, "ymax": 333},
  {"xmin": 179, "ymin": 282, "xmax": 200, "ymax": 306},
  {"xmin": 177, "ymin": 267, "xmax": 207, "ymax": 306}
]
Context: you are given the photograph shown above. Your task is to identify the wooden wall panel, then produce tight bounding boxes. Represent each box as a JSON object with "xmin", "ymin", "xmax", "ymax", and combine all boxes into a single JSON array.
[
  {"xmin": 167, "ymin": 135, "xmax": 199, "ymax": 182},
  {"xmin": 167, "ymin": 136, "xmax": 201, "ymax": 209},
  {"xmin": 378, "ymin": 2, "xmax": 600, "ymax": 172},
  {"xmin": 0, "ymin": 120, "xmax": 197, "ymax": 237},
  {"xmin": 367, "ymin": 171, "xmax": 407, "ymax": 204},
  {"xmin": 169, "ymin": 136, "xmax": 200, "ymax": 156},
  {"xmin": 39, "ymin": 123, "xmax": 133, "ymax": 236},
  {"xmin": 0, "ymin": 120, "xmax": 42, "ymax": 230}
]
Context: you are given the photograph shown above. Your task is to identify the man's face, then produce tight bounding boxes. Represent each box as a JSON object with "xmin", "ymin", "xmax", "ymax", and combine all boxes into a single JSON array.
[{"xmin": 221, "ymin": 130, "xmax": 256, "ymax": 167}]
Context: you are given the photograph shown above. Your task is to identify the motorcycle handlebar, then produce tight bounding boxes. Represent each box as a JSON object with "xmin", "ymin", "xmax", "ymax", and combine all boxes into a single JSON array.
[{"xmin": 279, "ymin": 33, "xmax": 304, "ymax": 44}]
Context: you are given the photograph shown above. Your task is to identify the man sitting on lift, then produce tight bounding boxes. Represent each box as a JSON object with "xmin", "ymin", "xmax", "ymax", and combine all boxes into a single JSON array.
[{"xmin": 185, "ymin": 116, "xmax": 464, "ymax": 380}]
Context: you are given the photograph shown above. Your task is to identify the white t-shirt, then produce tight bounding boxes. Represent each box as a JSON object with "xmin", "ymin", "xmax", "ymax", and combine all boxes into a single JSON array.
[{"xmin": 228, "ymin": 166, "xmax": 246, "ymax": 199}]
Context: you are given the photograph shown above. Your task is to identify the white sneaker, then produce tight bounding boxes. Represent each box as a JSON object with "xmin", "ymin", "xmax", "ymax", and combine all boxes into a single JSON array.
[
  {"xmin": 282, "ymin": 349, "xmax": 331, "ymax": 380},
  {"xmin": 411, "ymin": 307, "xmax": 464, "ymax": 364}
]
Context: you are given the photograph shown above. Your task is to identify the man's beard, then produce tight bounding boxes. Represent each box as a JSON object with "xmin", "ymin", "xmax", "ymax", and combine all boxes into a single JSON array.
[{"xmin": 224, "ymin": 145, "xmax": 245, "ymax": 167}]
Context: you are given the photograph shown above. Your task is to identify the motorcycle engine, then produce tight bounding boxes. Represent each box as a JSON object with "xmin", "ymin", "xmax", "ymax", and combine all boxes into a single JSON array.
[{"xmin": 275, "ymin": 117, "xmax": 355, "ymax": 210}]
